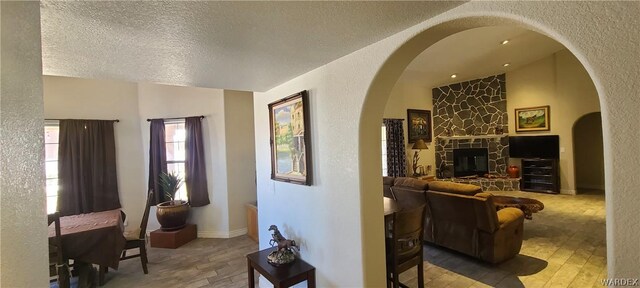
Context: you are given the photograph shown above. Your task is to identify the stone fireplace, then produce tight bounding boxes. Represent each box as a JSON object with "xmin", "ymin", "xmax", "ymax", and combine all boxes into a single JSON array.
[{"xmin": 431, "ymin": 74, "xmax": 518, "ymax": 191}]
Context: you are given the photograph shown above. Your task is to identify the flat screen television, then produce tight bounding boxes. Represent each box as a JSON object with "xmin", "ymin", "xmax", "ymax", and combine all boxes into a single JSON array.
[{"xmin": 509, "ymin": 135, "xmax": 559, "ymax": 159}]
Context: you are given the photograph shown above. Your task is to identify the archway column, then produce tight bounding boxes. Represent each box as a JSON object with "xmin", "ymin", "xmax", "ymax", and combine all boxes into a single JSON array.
[{"xmin": 359, "ymin": 3, "xmax": 640, "ymax": 285}]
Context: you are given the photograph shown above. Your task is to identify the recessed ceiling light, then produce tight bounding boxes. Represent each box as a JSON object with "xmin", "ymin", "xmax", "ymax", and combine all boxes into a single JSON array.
[
  {"xmin": 503, "ymin": 63, "xmax": 510, "ymax": 67},
  {"xmin": 501, "ymin": 40, "xmax": 509, "ymax": 45},
  {"xmin": 451, "ymin": 74, "xmax": 457, "ymax": 79}
]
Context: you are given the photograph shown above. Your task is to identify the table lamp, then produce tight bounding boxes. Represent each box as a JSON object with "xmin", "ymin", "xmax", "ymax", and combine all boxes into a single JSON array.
[{"xmin": 412, "ymin": 139, "xmax": 428, "ymax": 176}]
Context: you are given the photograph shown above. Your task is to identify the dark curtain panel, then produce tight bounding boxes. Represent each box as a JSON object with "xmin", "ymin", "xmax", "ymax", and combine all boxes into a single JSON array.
[
  {"xmin": 185, "ymin": 117, "xmax": 210, "ymax": 207},
  {"xmin": 58, "ymin": 120, "xmax": 121, "ymax": 216},
  {"xmin": 148, "ymin": 119, "xmax": 167, "ymax": 205},
  {"xmin": 383, "ymin": 119, "xmax": 407, "ymax": 177}
]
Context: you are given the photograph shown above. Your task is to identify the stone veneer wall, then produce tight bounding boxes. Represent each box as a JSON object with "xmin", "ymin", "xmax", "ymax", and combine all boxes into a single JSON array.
[{"xmin": 432, "ymin": 74, "xmax": 509, "ymax": 177}]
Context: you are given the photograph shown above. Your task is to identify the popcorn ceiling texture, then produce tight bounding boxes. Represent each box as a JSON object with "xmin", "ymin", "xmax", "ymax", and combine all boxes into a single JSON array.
[
  {"xmin": 0, "ymin": 2, "xmax": 48, "ymax": 287},
  {"xmin": 1, "ymin": 1, "xmax": 639, "ymax": 286},
  {"xmin": 39, "ymin": 1, "xmax": 463, "ymax": 92}
]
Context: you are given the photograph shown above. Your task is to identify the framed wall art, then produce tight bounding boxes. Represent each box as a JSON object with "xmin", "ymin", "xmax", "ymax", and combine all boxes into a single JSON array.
[
  {"xmin": 268, "ymin": 90, "xmax": 312, "ymax": 185},
  {"xmin": 515, "ymin": 105, "xmax": 550, "ymax": 132},
  {"xmin": 407, "ymin": 109, "xmax": 432, "ymax": 143}
]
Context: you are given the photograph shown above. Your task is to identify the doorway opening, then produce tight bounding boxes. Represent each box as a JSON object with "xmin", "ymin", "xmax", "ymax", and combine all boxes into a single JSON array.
[
  {"xmin": 573, "ymin": 112, "xmax": 605, "ymax": 194},
  {"xmin": 361, "ymin": 18, "xmax": 606, "ymax": 287}
]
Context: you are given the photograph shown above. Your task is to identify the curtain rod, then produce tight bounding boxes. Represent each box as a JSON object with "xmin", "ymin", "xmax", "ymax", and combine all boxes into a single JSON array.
[
  {"xmin": 45, "ymin": 118, "xmax": 119, "ymax": 122},
  {"xmin": 146, "ymin": 115, "xmax": 205, "ymax": 122},
  {"xmin": 383, "ymin": 118, "xmax": 405, "ymax": 121}
]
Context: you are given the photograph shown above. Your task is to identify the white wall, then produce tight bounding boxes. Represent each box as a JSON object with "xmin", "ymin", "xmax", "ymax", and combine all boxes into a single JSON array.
[
  {"xmin": 43, "ymin": 76, "xmax": 147, "ymax": 225},
  {"xmin": 41, "ymin": 77, "xmax": 256, "ymax": 238},
  {"xmin": 0, "ymin": 2, "xmax": 48, "ymax": 286},
  {"xmin": 137, "ymin": 83, "xmax": 231, "ymax": 236},
  {"xmin": 223, "ymin": 90, "xmax": 257, "ymax": 232},
  {"xmin": 257, "ymin": 2, "xmax": 640, "ymax": 286},
  {"xmin": 507, "ymin": 50, "xmax": 600, "ymax": 194},
  {"xmin": 383, "ymin": 78, "xmax": 436, "ymax": 176},
  {"xmin": 254, "ymin": 68, "xmax": 371, "ymax": 286}
]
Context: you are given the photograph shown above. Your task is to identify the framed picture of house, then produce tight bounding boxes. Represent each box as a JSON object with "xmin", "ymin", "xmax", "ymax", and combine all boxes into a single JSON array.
[
  {"xmin": 515, "ymin": 105, "xmax": 551, "ymax": 132},
  {"xmin": 407, "ymin": 109, "xmax": 432, "ymax": 143},
  {"xmin": 268, "ymin": 90, "xmax": 312, "ymax": 185}
]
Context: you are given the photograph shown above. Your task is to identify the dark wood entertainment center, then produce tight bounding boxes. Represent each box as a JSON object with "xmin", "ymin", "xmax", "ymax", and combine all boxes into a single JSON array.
[{"xmin": 520, "ymin": 158, "xmax": 559, "ymax": 193}]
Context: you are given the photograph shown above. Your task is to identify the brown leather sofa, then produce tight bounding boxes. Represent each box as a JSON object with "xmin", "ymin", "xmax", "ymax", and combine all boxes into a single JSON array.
[{"xmin": 385, "ymin": 177, "xmax": 525, "ymax": 264}]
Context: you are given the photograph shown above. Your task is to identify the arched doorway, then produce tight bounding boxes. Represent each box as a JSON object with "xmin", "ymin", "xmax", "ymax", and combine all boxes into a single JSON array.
[
  {"xmin": 359, "ymin": 16, "xmax": 608, "ymax": 286},
  {"xmin": 573, "ymin": 112, "xmax": 605, "ymax": 194}
]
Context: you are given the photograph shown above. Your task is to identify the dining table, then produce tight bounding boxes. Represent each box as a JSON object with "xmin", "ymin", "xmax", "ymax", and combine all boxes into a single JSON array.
[{"xmin": 48, "ymin": 209, "xmax": 126, "ymax": 287}]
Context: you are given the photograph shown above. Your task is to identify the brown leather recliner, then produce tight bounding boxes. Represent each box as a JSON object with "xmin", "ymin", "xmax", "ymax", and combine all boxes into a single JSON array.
[
  {"xmin": 388, "ymin": 179, "xmax": 524, "ymax": 264},
  {"xmin": 424, "ymin": 189, "xmax": 524, "ymax": 264}
]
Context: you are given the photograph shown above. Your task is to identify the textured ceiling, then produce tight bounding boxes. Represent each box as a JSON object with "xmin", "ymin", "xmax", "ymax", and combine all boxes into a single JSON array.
[
  {"xmin": 401, "ymin": 26, "xmax": 566, "ymax": 87},
  {"xmin": 40, "ymin": 1, "xmax": 465, "ymax": 92}
]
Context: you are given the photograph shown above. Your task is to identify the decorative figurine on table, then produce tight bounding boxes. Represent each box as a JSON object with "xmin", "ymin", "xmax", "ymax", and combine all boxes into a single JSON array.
[{"xmin": 267, "ymin": 225, "xmax": 299, "ymax": 266}]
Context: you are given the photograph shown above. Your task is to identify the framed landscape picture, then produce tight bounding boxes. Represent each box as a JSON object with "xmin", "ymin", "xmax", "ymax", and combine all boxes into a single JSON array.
[
  {"xmin": 268, "ymin": 90, "xmax": 311, "ymax": 185},
  {"xmin": 515, "ymin": 106, "xmax": 550, "ymax": 132},
  {"xmin": 407, "ymin": 109, "xmax": 432, "ymax": 143}
]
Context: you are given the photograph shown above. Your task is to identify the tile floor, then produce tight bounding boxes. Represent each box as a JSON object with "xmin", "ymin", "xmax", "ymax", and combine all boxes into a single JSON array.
[
  {"xmin": 400, "ymin": 190, "xmax": 607, "ymax": 288},
  {"xmin": 101, "ymin": 190, "xmax": 605, "ymax": 288}
]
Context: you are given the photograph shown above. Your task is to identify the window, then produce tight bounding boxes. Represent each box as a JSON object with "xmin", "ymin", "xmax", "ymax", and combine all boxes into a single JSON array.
[
  {"xmin": 45, "ymin": 122, "xmax": 60, "ymax": 214},
  {"xmin": 381, "ymin": 124, "xmax": 388, "ymax": 176},
  {"xmin": 165, "ymin": 120, "xmax": 187, "ymax": 201}
]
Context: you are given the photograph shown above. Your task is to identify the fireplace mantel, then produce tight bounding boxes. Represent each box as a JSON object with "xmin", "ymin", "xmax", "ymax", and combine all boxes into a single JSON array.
[{"xmin": 437, "ymin": 134, "xmax": 507, "ymax": 144}]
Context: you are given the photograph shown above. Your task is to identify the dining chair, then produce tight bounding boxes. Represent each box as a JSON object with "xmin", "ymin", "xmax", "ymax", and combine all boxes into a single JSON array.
[
  {"xmin": 386, "ymin": 204, "xmax": 427, "ymax": 288},
  {"xmin": 49, "ymin": 211, "xmax": 70, "ymax": 288},
  {"xmin": 99, "ymin": 190, "xmax": 153, "ymax": 285},
  {"xmin": 122, "ymin": 190, "xmax": 154, "ymax": 272}
]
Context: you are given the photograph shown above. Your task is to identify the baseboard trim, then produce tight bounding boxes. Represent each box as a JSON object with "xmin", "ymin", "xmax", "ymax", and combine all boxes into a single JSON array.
[
  {"xmin": 578, "ymin": 184, "xmax": 605, "ymax": 191},
  {"xmin": 560, "ymin": 189, "xmax": 577, "ymax": 195},
  {"xmin": 198, "ymin": 228, "xmax": 247, "ymax": 239},
  {"xmin": 229, "ymin": 228, "xmax": 248, "ymax": 238}
]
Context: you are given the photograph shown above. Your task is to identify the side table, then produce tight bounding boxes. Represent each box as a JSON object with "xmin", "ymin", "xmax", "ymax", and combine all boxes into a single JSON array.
[{"xmin": 247, "ymin": 248, "xmax": 316, "ymax": 288}]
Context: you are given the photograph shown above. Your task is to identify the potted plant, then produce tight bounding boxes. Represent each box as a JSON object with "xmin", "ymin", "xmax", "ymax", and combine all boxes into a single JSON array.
[{"xmin": 156, "ymin": 171, "xmax": 190, "ymax": 231}]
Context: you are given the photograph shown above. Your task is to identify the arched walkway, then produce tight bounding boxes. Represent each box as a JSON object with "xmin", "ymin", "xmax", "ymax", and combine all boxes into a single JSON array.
[
  {"xmin": 359, "ymin": 16, "xmax": 608, "ymax": 286},
  {"xmin": 573, "ymin": 112, "xmax": 605, "ymax": 194}
]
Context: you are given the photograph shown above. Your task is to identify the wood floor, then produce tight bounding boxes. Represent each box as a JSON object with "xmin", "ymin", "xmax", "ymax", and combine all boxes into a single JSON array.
[
  {"xmin": 102, "ymin": 236, "xmax": 259, "ymax": 288},
  {"xmin": 101, "ymin": 190, "xmax": 605, "ymax": 288}
]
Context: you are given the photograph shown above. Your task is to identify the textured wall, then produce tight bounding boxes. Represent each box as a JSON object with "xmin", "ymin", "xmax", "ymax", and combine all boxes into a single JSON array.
[
  {"xmin": 0, "ymin": 2, "xmax": 49, "ymax": 286},
  {"xmin": 432, "ymin": 74, "xmax": 509, "ymax": 176},
  {"xmin": 358, "ymin": 2, "xmax": 640, "ymax": 283}
]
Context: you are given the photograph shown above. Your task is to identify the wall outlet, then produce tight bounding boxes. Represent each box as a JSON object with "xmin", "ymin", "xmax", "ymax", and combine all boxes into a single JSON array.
[{"xmin": 560, "ymin": 147, "xmax": 565, "ymax": 153}]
